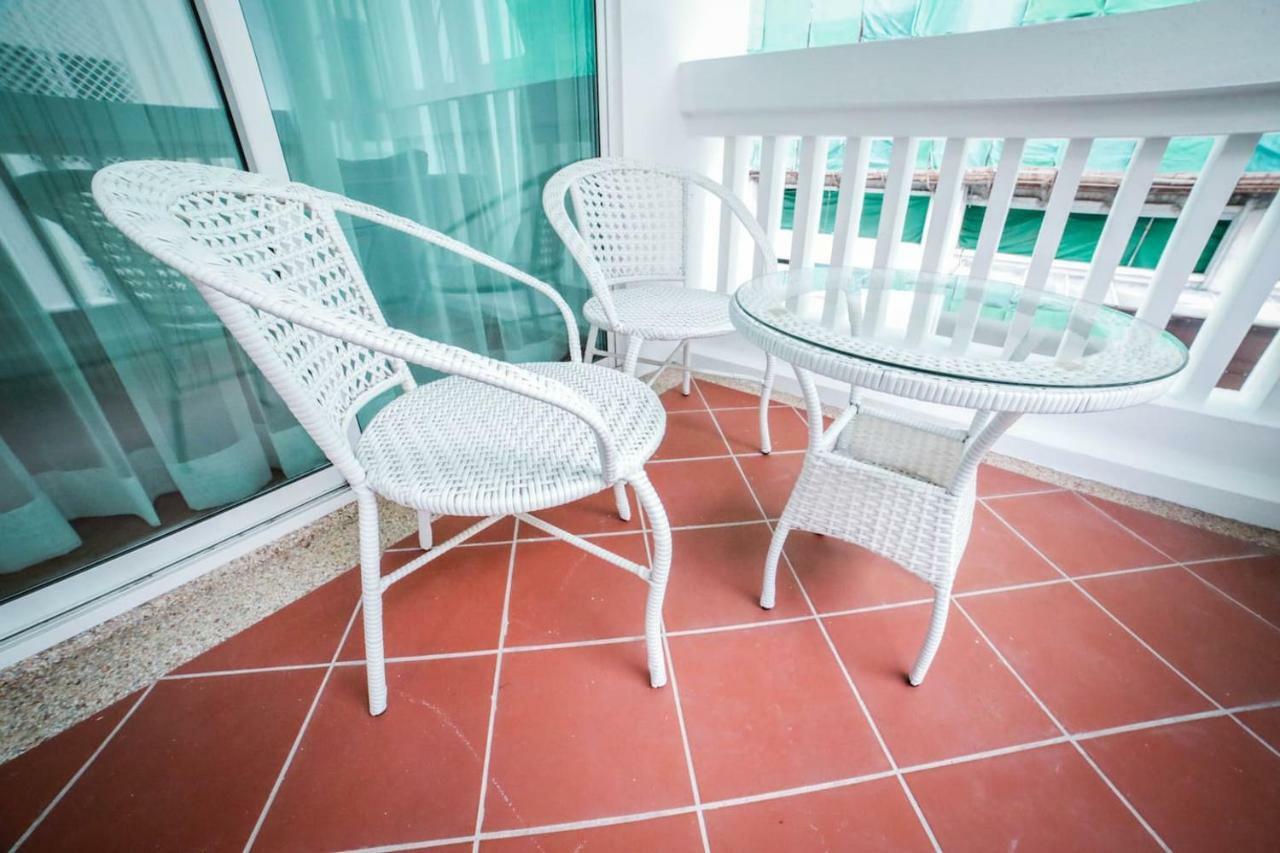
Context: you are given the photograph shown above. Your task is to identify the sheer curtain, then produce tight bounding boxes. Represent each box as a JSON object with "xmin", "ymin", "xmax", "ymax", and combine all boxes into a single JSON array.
[
  {"xmin": 0, "ymin": 0, "xmax": 323, "ymax": 589},
  {"xmin": 240, "ymin": 0, "xmax": 599, "ymax": 372}
]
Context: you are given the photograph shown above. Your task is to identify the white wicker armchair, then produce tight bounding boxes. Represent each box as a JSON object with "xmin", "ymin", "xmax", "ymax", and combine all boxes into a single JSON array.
[
  {"xmin": 93, "ymin": 161, "xmax": 675, "ymax": 715},
  {"xmin": 543, "ymin": 158, "xmax": 780, "ymax": 496}
]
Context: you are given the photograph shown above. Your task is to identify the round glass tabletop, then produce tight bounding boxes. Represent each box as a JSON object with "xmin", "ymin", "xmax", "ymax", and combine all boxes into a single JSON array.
[{"xmin": 734, "ymin": 267, "xmax": 1188, "ymax": 389}]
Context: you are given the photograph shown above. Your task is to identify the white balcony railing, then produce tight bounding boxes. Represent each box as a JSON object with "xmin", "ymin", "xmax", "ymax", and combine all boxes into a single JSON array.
[{"xmin": 663, "ymin": 0, "xmax": 1280, "ymax": 525}]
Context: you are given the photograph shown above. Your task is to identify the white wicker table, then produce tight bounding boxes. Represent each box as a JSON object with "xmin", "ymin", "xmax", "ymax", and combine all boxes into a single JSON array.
[{"xmin": 730, "ymin": 267, "xmax": 1188, "ymax": 685}]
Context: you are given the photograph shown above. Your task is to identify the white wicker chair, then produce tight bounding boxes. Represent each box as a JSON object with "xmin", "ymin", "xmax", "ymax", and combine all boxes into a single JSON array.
[
  {"xmin": 93, "ymin": 161, "xmax": 674, "ymax": 715},
  {"xmin": 543, "ymin": 158, "xmax": 780, "ymax": 516}
]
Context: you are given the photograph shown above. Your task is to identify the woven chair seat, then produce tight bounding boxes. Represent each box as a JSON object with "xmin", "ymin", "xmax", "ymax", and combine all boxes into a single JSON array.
[
  {"xmin": 583, "ymin": 284, "xmax": 733, "ymax": 340},
  {"xmin": 358, "ymin": 362, "xmax": 665, "ymax": 516}
]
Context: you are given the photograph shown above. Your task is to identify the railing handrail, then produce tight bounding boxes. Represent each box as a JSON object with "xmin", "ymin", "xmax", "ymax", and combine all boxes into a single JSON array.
[{"xmin": 678, "ymin": 0, "xmax": 1280, "ymax": 139}]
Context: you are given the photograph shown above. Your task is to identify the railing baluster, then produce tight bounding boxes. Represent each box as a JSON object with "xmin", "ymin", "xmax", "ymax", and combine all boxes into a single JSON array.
[
  {"xmin": 789, "ymin": 135, "xmax": 828, "ymax": 270},
  {"xmin": 907, "ymin": 137, "xmax": 969, "ymax": 345},
  {"xmin": 755, "ymin": 135, "xmax": 788, "ymax": 278},
  {"xmin": 997, "ymin": 138, "xmax": 1092, "ymax": 357},
  {"xmin": 950, "ymin": 137, "xmax": 1026, "ymax": 352},
  {"xmin": 872, "ymin": 136, "xmax": 920, "ymax": 271},
  {"xmin": 1240, "ymin": 332, "xmax": 1280, "ymax": 419},
  {"xmin": 1024, "ymin": 137, "xmax": 1092, "ymax": 291},
  {"xmin": 1078, "ymin": 136, "xmax": 1170, "ymax": 304},
  {"xmin": 968, "ymin": 137, "xmax": 1027, "ymax": 281},
  {"xmin": 831, "ymin": 136, "xmax": 871, "ymax": 267},
  {"xmin": 718, "ymin": 135, "xmax": 752, "ymax": 293},
  {"xmin": 1174, "ymin": 193, "xmax": 1280, "ymax": 404},
  {"xmin": 918, "ymin": 137, "xmax": 971, "ymax": 275},
  {"xmin": 1137, "ymin": 133, "xmax": 1261, "ymax": 328}
]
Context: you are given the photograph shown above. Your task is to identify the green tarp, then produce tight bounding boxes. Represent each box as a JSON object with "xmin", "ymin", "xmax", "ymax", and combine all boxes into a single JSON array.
[
  {"xmin": 752, "ymin": 0, "xmax": 1280, "ymax": 174},
  {"xmin": 780, "ymin": 189, "xmax": 1230, "ymax": 272},
  {"xmin": 752, "ymin": 0, "xmax": 1202, "ymax": 51}
]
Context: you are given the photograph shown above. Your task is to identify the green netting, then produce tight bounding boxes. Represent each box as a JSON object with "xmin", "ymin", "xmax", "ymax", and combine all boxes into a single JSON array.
[
  {"xmin": 753, "ymin": 0, "xmax": 1202, "ymax": 50},
  {"xmin": 780, "ymin": 188, "xmax": 1230, "ymax": 272},
  {"xmin": 955, "ymin": 207, "xmax": 1229, "ymax": 272},
  {"xmin": 781, "ymin": 188, "xmax": 929, "ymax": 243},
  {"xmin": 816, "ymin": 135, "xmax": 1280, "ymax": 175}
]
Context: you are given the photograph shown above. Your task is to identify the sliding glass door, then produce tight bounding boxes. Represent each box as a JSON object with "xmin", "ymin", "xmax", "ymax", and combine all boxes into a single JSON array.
[
  {"xmin": 0, "ymin": 0, "xmax": 600, "ymax": 610},
  {"xmin": 0, "ymin": 0, "xmax": 326, "ymax": 602}
]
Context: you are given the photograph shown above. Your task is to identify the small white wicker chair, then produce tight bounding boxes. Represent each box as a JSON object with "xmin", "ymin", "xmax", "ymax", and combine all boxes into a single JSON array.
[
  {"xmin": 544, "ymin": 158, "xmax": 780, "ymax": 514},
  {"xmin": 93, "ymin": 161, "xmax": 674, "ymax": 715}
]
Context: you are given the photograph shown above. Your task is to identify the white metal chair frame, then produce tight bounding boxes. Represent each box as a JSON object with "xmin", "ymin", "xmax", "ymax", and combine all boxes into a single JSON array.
[
  {"xmin": 93, "ymin": 161, "xmax": 675, "ymax": 715},
  {"xmin": 543, "ymin": 158, "xmax": 781, "ymax": 482},
  {"xmin": 732, "ymin": 299, "xmax": 1180, "ymax": 685}
]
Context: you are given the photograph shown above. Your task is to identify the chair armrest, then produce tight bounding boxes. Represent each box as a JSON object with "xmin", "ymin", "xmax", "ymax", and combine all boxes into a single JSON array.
[
  {"xmin": 322, "ymin": 193, "xmax": 584, "ymax": 362},
  {"xmin": 211, "ymin": 269, "xmax": 620, "ymax": 481}
]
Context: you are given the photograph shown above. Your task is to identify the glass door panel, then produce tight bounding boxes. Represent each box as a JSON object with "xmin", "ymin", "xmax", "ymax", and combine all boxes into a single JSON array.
[
  {"xmin": 240, "ymin": 0, "xmax": 600, "ymax": 371},
  {"xmin": 0, "ymin": 0, "xmax": 325, "ymax": 601}
]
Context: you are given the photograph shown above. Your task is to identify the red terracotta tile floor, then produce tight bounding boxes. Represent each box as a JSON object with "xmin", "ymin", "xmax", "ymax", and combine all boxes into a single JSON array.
[{"xmin": 4, "ymin": 380, "xmax": 1276, "ymax": 851}]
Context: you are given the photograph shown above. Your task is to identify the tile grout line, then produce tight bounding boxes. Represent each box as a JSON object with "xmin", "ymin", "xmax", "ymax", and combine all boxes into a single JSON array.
[
  {"xmin": 976, "ymin": 496, "xmax": 1280, "ymax": 844},
  {"xmin": 653, "ymin": 386, "xmax": 714, "ymax": 851},
  {"xmin": 242, "ymin": 598, "xmax": 363, "ymax": 852},
  {"xmin": 469, "ymin": 523, "xmax": 521, "ymax": 851},
  {"xmin": 981, "ymin": 498, "xmax": 1226, "ymax": 712},
  {"xmin": 697, "ymin": 384, "xmax": 943, "ymax": 852},
  {"xmin": 340, "ymin": 694, "xmax": 1280, "ymax": 852},
  {"xmin": 637, "ymin": 488, "xmax": 711, "ymax": 853},
  {"xmin": 951, "ymin": 599, "xmax": 1173, "ymax": 851},
  {"xmin": 156, "ymin": 551, "xmax": 1252, "ymax": 685},
  {"xmin": 1075, "ymin": 494, "xmax": 1280, "ymax": 632},
  {"xmin": 1068, "ymin": 496, "xmax": 1280, "ymax": 758},
  {"xmin": 10, "ymin": 682, "xmax": 156, "ymax": 851}
]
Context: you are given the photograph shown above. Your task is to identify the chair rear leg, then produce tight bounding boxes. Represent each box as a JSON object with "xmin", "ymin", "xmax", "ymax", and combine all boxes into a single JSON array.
[
  {"xmin": 613, "ymin": 482, "xmax": 631, "ymax": 522},
  {"xmin": 760, "ymin": 521, "xmax": 791, "ymax": 609},
  {"xmin": 631, "ymin": 472, "xmax": 671, "ymax": 688},
  {"xmin": 908, "ymin": 586, "xmax": 952, "ymax": 686},
  {"xmin": 357, "ymin": 489, "xmax": 388, "ymax": 715},
  {"xmin": 417, "ymin": 509, "xmax": 433, "ymax": 550},
  {"xmin": 681, "ymin": 340, "xmax": 693, "ymax": 395},
  {"xmin": 584, "ymin": 323, "xmax": 599, "ymax": 365},
  {"xmin": 759, "ymin": 353, "xmax": 777, "ymax": 454}
]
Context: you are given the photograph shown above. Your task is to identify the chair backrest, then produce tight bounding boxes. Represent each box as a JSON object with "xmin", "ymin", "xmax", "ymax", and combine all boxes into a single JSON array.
[
  {"xmin": 543, "ymin": 157, "xmax": 776, "ymax": 329},
  {"xmin": 92, "ymin": 160, "xmax": 414, "ymax": 482}
]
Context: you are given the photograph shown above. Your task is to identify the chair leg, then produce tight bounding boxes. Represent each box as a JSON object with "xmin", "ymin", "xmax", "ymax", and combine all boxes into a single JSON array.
[
  {"xmin": 631, "ymin": 472, "xmax": 671, "ymax": 688},
  {"xmin": 681, "ymin": 340, "xmax": 693, "ymax": 395},
  {"xmin": 357, "ymin": 489, "xmax": 388, "ymax": 715},
  {"xmin": 908, "ymin": 586, "xmax": 952, "ymax": 686},
  {"xmin": 622, "ymin": 335, "xmax": 643, "ymax": 376},
  {"xmin": 613, "ymin": 481, "xmax": 631, "ymax": 522},
  {"xmin": 585, "ymin": 323, "xmax": 599, "ymax": 365},
  {"xmin": 759, "ymin": 353, "xmax": 777, "ymax": 455},
  {"xmin": 760, "ymin": 521, "xmax": 791, "ymax": 609},
  {"xmin": 417, "ymin": 509, "xmax": 433, "ymax": 550}
]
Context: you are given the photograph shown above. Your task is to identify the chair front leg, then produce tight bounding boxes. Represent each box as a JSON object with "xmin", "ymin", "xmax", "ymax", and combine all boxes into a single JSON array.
[
  {"xmin": 585, "ymin": 323, "xmax": 599, "ymax": 366},
  {"xmin": 357, "ymin": 488, "xmax": 388, "ymax": 715},
  {"xmin": 622, "ymin": 335, "xmax": 642, "ymax": 376},
  {"xmin": 681, "ymin": 340, "xmax": 693, "ymax": 396},
  {"xmin": 759, "ymin": 353, "xmax": 777, "ymax": 454},
  {"xmin": 631, "ymin": 471, "xmax": 671, "ymax": 688}
]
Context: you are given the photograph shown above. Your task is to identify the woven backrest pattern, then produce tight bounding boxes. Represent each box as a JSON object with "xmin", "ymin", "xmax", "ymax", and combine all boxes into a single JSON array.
[
  {"xmin": 171, "ymin": 187, "xmax": 407, "ymax": 423},
  {"xmin": 92, "ymin": 161, "xmax": 411, "ymax": 477},
  {"xmin": 571, "ymin": 167, "xmax": 686, "ymax": 286}
]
